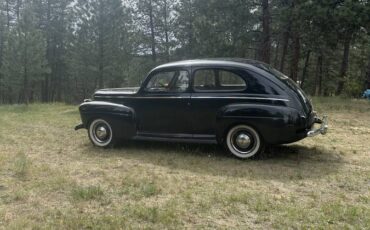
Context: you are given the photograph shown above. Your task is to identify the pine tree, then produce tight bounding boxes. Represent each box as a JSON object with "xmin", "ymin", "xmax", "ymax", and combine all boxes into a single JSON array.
[{"xmin": 2, "ymin": 1, "xmax": 48, "ymax": 104}]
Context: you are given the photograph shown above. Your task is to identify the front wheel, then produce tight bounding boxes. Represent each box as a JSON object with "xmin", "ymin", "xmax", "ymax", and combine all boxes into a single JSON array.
[
  {"xmin": 88, "ymin": 118, "xmax": 116, "ymax": 148},
  {"xmin": 225, "ymin": 124, "xmax": 264, "ymax": 159}
]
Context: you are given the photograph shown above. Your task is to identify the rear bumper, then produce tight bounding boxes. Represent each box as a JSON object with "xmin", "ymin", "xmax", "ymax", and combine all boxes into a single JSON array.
[
  {"xmin": 307, "ymin": 115, "xmax": 328, "ymax": 137},
  {"xmin": 269, "ymin": 113, "xmax": 328, "ymax": 144}
]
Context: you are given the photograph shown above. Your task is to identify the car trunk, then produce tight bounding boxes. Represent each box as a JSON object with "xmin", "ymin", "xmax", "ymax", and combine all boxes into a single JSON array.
[
  {"xmin": 283, "ymin": 78, "xmax": 313, "ymax": 115},
  {"xmin": 252, "ymin": 62, "xmax": 313, "ymax": 116}
]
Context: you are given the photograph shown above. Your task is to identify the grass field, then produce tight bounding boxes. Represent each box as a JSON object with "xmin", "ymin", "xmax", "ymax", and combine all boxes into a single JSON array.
[{"xmin": 0, "ymin": 98, "xmax": 369, "ymax": 229}]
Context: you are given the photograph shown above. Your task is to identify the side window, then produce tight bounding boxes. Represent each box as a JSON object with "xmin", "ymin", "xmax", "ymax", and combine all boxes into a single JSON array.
[
  {"xmin": 219, "ymin": 70, "xmax": 247, "ymax": 91},
  {"xmin": 193, "ymin": 70, "xmax": 216, "ymax": 90},
  {"xmin": 173, "ymin": 71, "xmax": 190, "ymax": 92},
  {"xmin": 145, "ymin": 70, "xmax": 189, "ymax": 93},
  {"xmin": 193, "ymin": 69, "xmax": 246, "ymax": 91}
]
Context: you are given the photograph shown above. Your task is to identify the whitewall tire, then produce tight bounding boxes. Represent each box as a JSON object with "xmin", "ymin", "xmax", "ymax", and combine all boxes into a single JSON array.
[
  {"xmin": 226, "ymin": 124, "xmax": 263, "ymax": 159},
  {"xmin": 88, "ymin": 119, "xmax": 115, "ymax": 147}
]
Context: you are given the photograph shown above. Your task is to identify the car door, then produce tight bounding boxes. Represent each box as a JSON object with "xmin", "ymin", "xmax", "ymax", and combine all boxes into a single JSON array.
[
  {"xmin": 136, "ymin": 68, "xmax": 192, "ymax": 136},
  {"xmin": 190, "ymin": 67, "xmax": 249, "ymax": 137}
]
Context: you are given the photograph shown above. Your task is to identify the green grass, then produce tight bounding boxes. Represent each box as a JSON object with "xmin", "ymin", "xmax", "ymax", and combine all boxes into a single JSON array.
[
  {"xmin": 13, "ymin": 152, "xmax": 30, "ymax": 178},
  {"xmin": 71, "ymin": 185, "xmax": 104, "ymax": 201},
  {"xmin": 0, "ymin": 99, "xmax": 369, "ymax": 229}
]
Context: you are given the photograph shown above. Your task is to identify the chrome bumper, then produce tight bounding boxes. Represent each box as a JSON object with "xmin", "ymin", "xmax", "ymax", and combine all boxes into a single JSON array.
[
  {"xmin": 75, "ymin": 124, "xmax": 85, "ymax": 131},
  {"xmin": 307, "ymin": 115, "xmax": 328, "ymax": 137}
]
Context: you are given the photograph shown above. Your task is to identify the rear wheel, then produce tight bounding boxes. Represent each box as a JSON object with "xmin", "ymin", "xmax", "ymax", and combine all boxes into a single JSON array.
[
  {"xmin": 225, "ymin": 124, "xmax": 263, "ymax": 159},
  {"xmin": 88, "ymin": 119, "xmax": 116, "ymax": 148}
]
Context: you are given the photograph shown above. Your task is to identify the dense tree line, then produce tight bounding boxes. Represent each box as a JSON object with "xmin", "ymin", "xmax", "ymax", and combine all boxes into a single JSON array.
[{"xmin": 0, "ymin": 0, "xmax": 369, "ymax": 104}]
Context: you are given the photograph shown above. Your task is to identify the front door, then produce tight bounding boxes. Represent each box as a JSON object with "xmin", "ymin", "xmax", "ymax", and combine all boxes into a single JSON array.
[{"xmin": 136, "ymin": 68, "xmax": 192, "ymax": 135}]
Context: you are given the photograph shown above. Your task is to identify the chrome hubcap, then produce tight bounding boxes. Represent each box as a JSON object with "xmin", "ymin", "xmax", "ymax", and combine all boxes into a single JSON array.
[
  {"xmin": 235, "ymin": 133, "xmax": 251, "ymax": 149},
  {"xmin": 95, "ymin": 126, "xmax": 108, "ymax": 140},
  {"xmin": 227, "ymin": 125, "xmax": 261, "ymax": 158},
  {"xmin": 89, "ymin": 119, "xmax": 113, "ymax": 147}
]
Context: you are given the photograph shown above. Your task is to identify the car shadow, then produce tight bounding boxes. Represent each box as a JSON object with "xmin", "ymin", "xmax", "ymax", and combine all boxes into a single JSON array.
[{"xmin": 89, "ymin": 141, "xmax": 344, "ymax": 181}]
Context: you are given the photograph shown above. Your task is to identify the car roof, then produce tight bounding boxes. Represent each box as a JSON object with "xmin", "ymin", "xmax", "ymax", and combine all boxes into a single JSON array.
[
  {"xmin": 149, "ymin": 58, "xmax": 288, "ymax": 88},
  {"xmin": 153, "ymin": 58, "xmax": 267, "ymax": 71}
]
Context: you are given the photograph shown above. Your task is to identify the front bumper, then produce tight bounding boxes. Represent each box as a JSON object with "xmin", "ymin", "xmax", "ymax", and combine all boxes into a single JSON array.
[
  {"xmin": 307, "ymin": 115, "xmax": 328, "ymax": 137},
  {"xmin": 75, "ymin": 124, "xmax": 85, "ymax": 131}
]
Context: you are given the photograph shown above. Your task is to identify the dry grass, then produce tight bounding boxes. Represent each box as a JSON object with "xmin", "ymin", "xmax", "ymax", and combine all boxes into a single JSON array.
[{"xmin": 0, "ymin": 98, "xmax": 369, "ymax": 229}]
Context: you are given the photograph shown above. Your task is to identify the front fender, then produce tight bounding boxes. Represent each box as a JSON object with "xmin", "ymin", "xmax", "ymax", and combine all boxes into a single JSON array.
[
  {"xmin": 216, "ymin": 103, "xmax": 303, "ymax": 144},
  {"xmin": 78, "ymin": 101, "xmax": 136, "ymax": 139}
]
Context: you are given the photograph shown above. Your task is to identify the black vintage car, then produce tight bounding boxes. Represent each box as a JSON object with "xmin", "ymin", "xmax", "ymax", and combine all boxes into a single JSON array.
[{"xmin": 75, "ymin": 59, "xmax": 328, "ymax": 159}]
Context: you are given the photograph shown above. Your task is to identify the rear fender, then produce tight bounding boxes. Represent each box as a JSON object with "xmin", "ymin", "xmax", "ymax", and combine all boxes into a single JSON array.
[{"xmin": 216, "ymin": 103, "xmax": 302, "ymax": 144}]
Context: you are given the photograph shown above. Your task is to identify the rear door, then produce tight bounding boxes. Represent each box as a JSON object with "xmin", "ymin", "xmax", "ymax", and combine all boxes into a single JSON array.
[{"xmin": 190, "ymin": 67, "xmax": 248, "ymax": 136}]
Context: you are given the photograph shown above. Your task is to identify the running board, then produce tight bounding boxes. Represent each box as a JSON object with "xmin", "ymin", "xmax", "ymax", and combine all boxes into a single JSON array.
[{"xmin": 133, "ymin": 133, "xmax": 217, "ymax": 144}]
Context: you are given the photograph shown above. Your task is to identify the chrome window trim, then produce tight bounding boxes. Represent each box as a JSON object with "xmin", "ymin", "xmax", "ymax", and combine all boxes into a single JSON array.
[{"xmin": 94, "ymin": 95, "xmax": 289, "ymax": 102}]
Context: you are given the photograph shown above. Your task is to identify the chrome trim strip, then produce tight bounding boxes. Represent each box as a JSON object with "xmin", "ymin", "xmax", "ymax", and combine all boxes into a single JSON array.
[
  {"xmin": 94, "ymin": 95, "xmax": 289, "ymax": 102},
  {"xmin": 95, "ymin": 96, "xmax": 189, "ymax": 99},
  {"xmin": 191, "ymin": 96, "xmax": 289, "ymax": 101},
  {"xmin": 137, "ymin": 96, "xmax": 190, "ymax": 99}
]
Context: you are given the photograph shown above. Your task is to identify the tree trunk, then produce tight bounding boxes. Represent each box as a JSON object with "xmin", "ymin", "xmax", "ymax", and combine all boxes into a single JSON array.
[
  {"xmin": 30, "ymin": 82, "xmax": 35, "ymax": 103},
  {"xmin": 289, "ymin": 31, "xmax": 300, "ymax": 82},
  {"xmin": 314, "ymin": 54, "xmax": 323, "ymax": 96},
  {"xmin": 336, "ymin": 32, "xmax": 352, "ymax": 95},
  {"xmin": 23, "ymin": 33, "xmax": 29, "ymax": 105},
  {"xmin": 42, "ymin": 76, "xmax": 49, "ymax": 102},
  {"xmin": 149, "ymin": 0, "xmax": 156, "ymax": 63},
  {"xmin": 8, "ymin": 86, "xmax": 13, "ymax": 104},
  {"xmin": 366, "ymin": 55, "xmax": 370, "ymax": 89},
  {"xmin": 56, "ymin": 5, "xmax": 67, "ymax": 102},
  {"xmin": 185, "ymin": 0, "xmax": 194, "ymax": 58},
  {"xmin": 50, "ymin": 44, "xmax": 57, "ymax": 102},
  {"xmin": 6, "ymin": 0, "xmax": 10, "ymax": 28},
  {"xmin": 163, "ymin": 0, "xmax": 170, "ymax": 62},
  {"xmin": 0, "ymin": 0, "xmax": 6, "ymax": 103},
  {"xmin": 0, "ymin": 25, "xmax": 3, "ymax": 103},
  {"xmin": 259, "ymin": 0, "xmax": 270, "ymax": 64},
  {"xmin": 273, "ymin": 40, "xmax": 280, "ymax": 69},
  {"xmin": 300, "ymin": 50, "xmax": 311, "ymax": 88},
  {"xmin": 43, "ymin": 0, "xmax": 52, "ymax": 102},
  {"xmin": 16, "ymin": 0, "xmax": 22, "ymax": 21},
  {"xmin": 98, "ymin": 1, "xmax": 105, "ymax": 89},
  {"xmin": 279, "ymin": 21, "xmax": 291, "ymax": 72},
  {"xmin": 188, "ymin": 14, "xmax": 194, "ymax": 58},
  {"xmin": 98, "ymin": 41, "xmax": 104, "ymax": 89}
]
